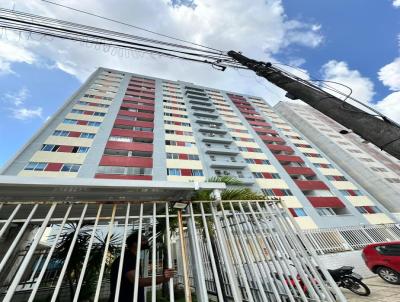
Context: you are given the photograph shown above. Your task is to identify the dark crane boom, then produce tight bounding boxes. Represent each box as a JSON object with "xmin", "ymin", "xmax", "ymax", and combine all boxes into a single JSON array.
[{"xmin": 228, "ymin": 51, "xmax": 400, "ymax": 160}]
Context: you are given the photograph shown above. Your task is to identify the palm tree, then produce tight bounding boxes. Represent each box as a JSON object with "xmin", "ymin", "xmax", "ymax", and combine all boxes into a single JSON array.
[{"xmin": 51, "ymin": 222, "xmax": 121, "ymax": 301}]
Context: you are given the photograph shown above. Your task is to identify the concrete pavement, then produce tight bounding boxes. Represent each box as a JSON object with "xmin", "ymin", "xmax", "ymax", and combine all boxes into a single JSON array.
[{"xmin": 343, "ymin": 276, "xmax": 400, "ymax": 302}]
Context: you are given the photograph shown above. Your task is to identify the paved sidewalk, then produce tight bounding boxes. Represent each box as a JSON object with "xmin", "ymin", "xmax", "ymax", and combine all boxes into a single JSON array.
[{"xmin": 343, "ymin": 276, "xmax": 400, "ymax": 301}]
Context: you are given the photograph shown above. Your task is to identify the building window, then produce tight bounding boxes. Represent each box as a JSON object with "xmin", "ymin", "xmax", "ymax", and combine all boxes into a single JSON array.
[
  {"xmin": 24, "ymin": 162, "xmax": 47, "ymax": 171},
  {"xmin": 53, "ymin": 130, "xmax": 70, "ymax": 136},
  {"xmin": 63, "ymin": 119, "xmax": 77, "ymax": 124},
  {"xmin": 261, "ymin": 189, "xmax": 275, "ymax": 196},
  {"xmin": 192, "ymin": 170, "xmax": 204, "ymax": 176},
  {"xmin": 80, "ymin": 133, "xmax": 95, "ymax": 139},
  {"xmin": 280, "ymin": 189, "xmax": 293, "ymax": 196},
  {"xmin": 166, "ymin": 153, "xmax": 179, "ymax": 159},
  {"xmin": 87, "ymin": 121, "xmax": 101, "ymax": 127},
  {"xmin": 41, "ymin": 144, "xmax": 60, "ymax": 152},
  {"xmin": 109, "ymin": 136, "xmax": 131, "ymax": 142},
  {"xmin": 93, "ymin": 112, "xmax": 106, "ymax": 116},
  {"xmin": 74, "ymin": 147, "xmax": 90, "ymax": 153},
  {"xmin": 316, "ymin": 208, "xmax": 336, "ymax": 216},
  {"xmin": 61, "ymin": 164, "xmax": 81, "ymax": 172},
  {"xmin": 252, "ymin": 172, "xmax": 263, "ymax": 179},
  {"xmin": 237, "ymin": 171, "xmax": 244, "ymax": 178},
  {"xmin": 188, "ymin": 154, "xmax": 199, "ymax": 160},
  {"xmin": 386, "ymin": 178, "xmax": 400, "ymax": 183},
  {"xmin": 167, "ymin": 168, "xmax": 180, "ymax": 176},
  {"xmin": 294, "ymin": 208, "xmax": 307, "ymax": 217}
]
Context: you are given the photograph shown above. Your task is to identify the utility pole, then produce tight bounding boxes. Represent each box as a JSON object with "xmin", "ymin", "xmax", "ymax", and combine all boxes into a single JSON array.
[{"xmin": 228, "ymin": 51, "xmax": 400, "ymax": 160}]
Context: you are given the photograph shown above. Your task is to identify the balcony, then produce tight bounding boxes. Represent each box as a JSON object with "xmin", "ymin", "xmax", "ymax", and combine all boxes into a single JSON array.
[
  {"xmin": 191, "ymin": 105, "xmax": 215, "ymax": 112},
  {"xmin": 210, "ymin": 160, "xmax": 247, "ymax": 169},
  {"xmin": 275, "ymin": 154, "xmax": 304, "ymax": 163},
  {"xmin": 283, "ymin": 166, "xmax": 316, "ymax": 176},
  {"xmin": 205, "ymin": 147, "xmax": 239, "ymax": 155},
  {"xmin": 307, "ymin": 196, "xmax": 345, "ymax": 208},
  {"xmin": 193, "ymin": 111, "xmax": 219, "ymax": 119},
  {"xmin": 189, "ymin": 99, "xmax": 211, "ymax": 106},
  {"xmin": 202, "ymin": 136, "xmax": 232, "ymax": 144},
  {"xmin": 295, "ymin": 180, "xmax": 329, "ymax": 191},
  {"xmin": 199, "ymin": 126, "xmax": 227, "ymax": 134},
  {"xmin": 195, "ymin": 117, "xmax": 223, "ymax": 125}
]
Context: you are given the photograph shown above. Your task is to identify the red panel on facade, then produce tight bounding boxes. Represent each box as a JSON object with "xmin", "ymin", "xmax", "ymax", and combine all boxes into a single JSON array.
[
  {"xmin": 181, "ymin": 169, "xmax": 192, "ymax": 176},
  {"xmin": 95, "ymin": 174, "xmax": 152, "ymax": 180},
  {"xmin": 68, "ymin": 131, "xmax": 80, "ymax": 137},
  {"xmin": 110, "ymin": 128, "xmax": 153, "ymax": 139},
  {"xmin": 118, "ymin": 110, "xmax": 154, "ymax": 119},
  {"xmin": 266, "ymin": 144, "xmax": 294, "ymax": 153},
  {"xmin": 123, "ymin": 97, "xmax": 155, "ymax": 105},
  {"xmin": 114, "ymin": 119, "xmax": 154, "ymax": 128},
  {"xmin": 288, "ymin": 208, "xmax": 297, "ymax": 217},
  {"xmin": 99, "ymin": 155, "xmax": 152, "ymax": 167},
  {"xmin": 283, "ymin": 166, "xmax": 316, "ymax": 176},
  {"xmin": 45, "ymin": 163, "xmax": 63, "ymax": 171},
  {"xmin": 249, "ymin": 121, "xmax": 271, "ymax": 127},
  {"xmin": 177, "ymin": 141, "xmax": 185, "ymax": 146},
  {"xmin": 58, "ymin": 146, "xmax": 74, "ymax": 152},
  {"xmin": 121, "ymin": 102, "xmax": 154, "ymax": 112},
  {"xmin": 106, "ymin": 141, "xmax": 153, "ymax": 152},
  {"xmin": 84, "ymin": 110, "xmax": 94, "ymax": 115},
  {"xmin": 262, "ymin": 172, "xmax": 272, "ymax": 179},
  {"xmin": 260, "ymin": 135, "xmax": 285, "ymax": 143},
  {"xmin": 295, "ymin": 180, "xmax": 330, "ymax": 191},
  {"xmin": 77, "ymin": 120, "xmax": 88, "ymax": 125},
  {"xmin": 179, "ymin": 154, "xmax": 188, "ymax": 160},
  {"xmin": 275, "ymin": 154, "xmax": 304, "ymax": 163},
  {"xmin": 308, "ymin": 197, "xmax": 345, "ymax": 208}
]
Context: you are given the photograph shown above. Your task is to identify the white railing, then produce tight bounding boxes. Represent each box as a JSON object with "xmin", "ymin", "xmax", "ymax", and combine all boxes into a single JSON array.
[{"xmin": 302, "ymin": 223, "xmax": 400, "ymax": 254}]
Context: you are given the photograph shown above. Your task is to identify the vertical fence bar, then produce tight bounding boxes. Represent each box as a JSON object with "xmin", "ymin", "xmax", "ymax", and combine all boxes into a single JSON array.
[
  {"xmin": 114, "ymin": 203, "xmax": 130, "ymax": 302},
  {"xmin": 187, "ymin": 202, "xmax": 208, "ymax": 302},
  {"xmin": 50, "ymin": 204, "xmax": 88, "ymax": 302},
  {"xmin": 228, "ymin": 201, "xmax": 269, "ymax": 301},
  {"xmin": 73, "ymin": 204, "xmax": 103, "ymax": 302},
  {"xmin": 178, "ymin": 208, "xmax": 192, "ymax": 302},
  {"xmin": 245, "ymin": 201, "xmax": 298, "ymax": 302},
  {"xmin": 210, "ymin": 201, "xmax": 242, "ymax": 302},
  {"xmin": 199, "ymin": 202, "xmax": 224, "ymax": 302},
  {"xmin": 258, "ymin": 202, "xmax": 322, "ymax": 302},
  {"xmin": 165, "ymin": 202, "xmax": 175, "ymax": 302},
  {"xmin": 94, "ymin": 204, "xmax": 117, "ymax": 302},
  {"xmin": 236, "ymin": 202, "xmax": 283, "ymax": 301},
  {"xmin": 3, "ymin": 203, "xmax": 57, "ymax": 302},
  {"xmin": 0, "ymin": 204, "xmax": 38, "ymax": 274},
  {"xmin": 0, "ymin": 204, "xmax": 21, "ymax": 238},
  {"xmin": 151, "ymin": 202, "xmax": 157, "ymax": 302},
  {"xmin": 133, "ymin": 203, "xmax": 144, "ymax": 301},
  {"xmin": 28, "ymin": 205, "xmax": 72, "ymax": 302},
  {"xmin": 219, "ymin": 202, "xmax": 254, "ymax": 302}
]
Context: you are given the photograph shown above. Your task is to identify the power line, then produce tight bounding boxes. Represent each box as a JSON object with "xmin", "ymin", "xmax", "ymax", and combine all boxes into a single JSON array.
[{"xmin": 41, "ymin": 0, "xmax": 224, "ymax": 53}]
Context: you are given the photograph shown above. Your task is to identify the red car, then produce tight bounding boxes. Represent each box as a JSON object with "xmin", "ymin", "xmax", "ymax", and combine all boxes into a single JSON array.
[{"xmin": 362, "ymin": 241, "xmax": 400, "ymax": 284}]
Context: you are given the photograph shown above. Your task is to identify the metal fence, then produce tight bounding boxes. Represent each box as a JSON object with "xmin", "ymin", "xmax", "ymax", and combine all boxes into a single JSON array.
[
  {"xmin": 0, "ymin": 199, "xmax": 345, "ymax": 302},
  {"xmin": 303, "ymin": 223, "xmax": 400, "ymax": 255}
]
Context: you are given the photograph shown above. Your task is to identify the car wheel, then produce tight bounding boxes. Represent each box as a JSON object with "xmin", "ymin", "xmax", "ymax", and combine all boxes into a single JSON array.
[{"xmin": 377, "ymin": 266, "xmax": 400, "ymax": 284}]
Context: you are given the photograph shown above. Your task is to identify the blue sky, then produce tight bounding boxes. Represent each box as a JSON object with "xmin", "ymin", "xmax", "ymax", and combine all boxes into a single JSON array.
[{"xmin": 0, "ymin": 0, "xmax": 399, "ymax": 167}]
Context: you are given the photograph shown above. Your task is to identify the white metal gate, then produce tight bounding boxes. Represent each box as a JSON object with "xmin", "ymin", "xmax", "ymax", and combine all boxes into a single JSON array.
[{"xmin": 0, "ymin": 199, "xmax": 345, "ymax": 302}]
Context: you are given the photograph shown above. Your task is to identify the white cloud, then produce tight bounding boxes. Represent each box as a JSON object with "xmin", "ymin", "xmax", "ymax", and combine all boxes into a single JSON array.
[
  {"xmin": 0, "ymin": 0, "xmax": 323, "ymax": 106},
  {"xmin": 2, "ymin": 87, "xmax": 43, "ymax": 120},
  {"xmin": 11, "ymin": 107, "xmax": 43, "ymax": 120},
  {"xmin": 393, "ymin": 0, "xmax": 400, "ymax": 8},
  {"xmin": 3, "ymin": 87, "xmax": 29, "ymax": 106},
  {"xmin": 0, "ymin": 40, "xmax": 36, "ymax": 75},
  {"xmin": 320, "ymin": 60, "xmax": 375, "ymax": 104},
  {"xmin": 378, "ymin": 58, "xmax": 400, "ymax": 90},
  {"xmin": 375, "ymin": 91, "xmax": 400, "ymax": 123}
]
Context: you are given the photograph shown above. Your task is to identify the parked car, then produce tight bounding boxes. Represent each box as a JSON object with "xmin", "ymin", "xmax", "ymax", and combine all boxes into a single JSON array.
[{"xmin": 362, "ymin": 241, "xmax": 400, "ymax": 284}]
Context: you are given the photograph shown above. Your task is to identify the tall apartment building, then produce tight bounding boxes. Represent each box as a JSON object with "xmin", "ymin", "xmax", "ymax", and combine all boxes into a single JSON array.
[
  {"xmin": 1, "ymin": 68, "xmax": 397, "ymax": 230},
  {"xmin": 274, "ymin": 101, "xmax": 400, "ymax": 215}
]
